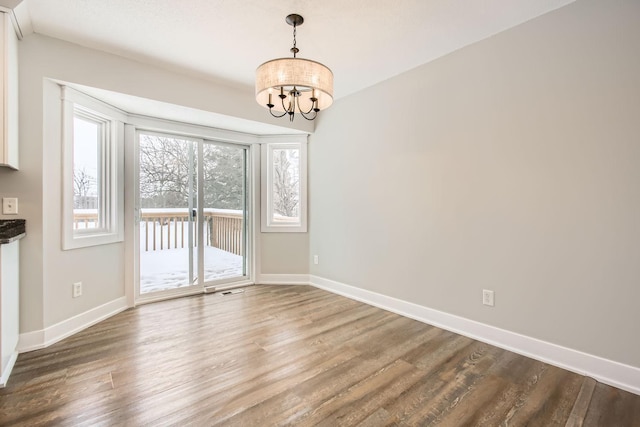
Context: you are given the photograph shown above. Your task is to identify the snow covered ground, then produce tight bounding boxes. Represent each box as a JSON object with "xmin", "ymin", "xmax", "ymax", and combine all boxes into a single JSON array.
[
  {"xmin": 140, "ymin": 246, "xmax": 244, "ymax": 294},
  {"xmin": 138, "ymin": 218, "xmax": 245, "ymax": 294}
]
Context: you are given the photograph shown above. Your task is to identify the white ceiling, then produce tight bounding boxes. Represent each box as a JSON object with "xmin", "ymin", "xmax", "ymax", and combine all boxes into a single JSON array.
[{"xmin": 21, "ymin": 0, "xmax": 576, "ymax": 101}]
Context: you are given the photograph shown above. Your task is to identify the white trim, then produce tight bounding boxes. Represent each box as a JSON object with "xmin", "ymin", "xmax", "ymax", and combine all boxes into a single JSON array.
[
  {"xmin": 9, "ymin": 1, "xmax": 33, "ymax": 39},
  {"xmin": 61, "ymin": 86, "xmax": 128, "ymax": 122},
  {"xmin": 134, "ymin": 288, "xmax": 204, "ymax": 306},
  {"xmin": 17, "ymin": 297, "xmax": 128, "ymax": 353},
  {"xmin": 0, "ymin": 351, "xmax": 17, "ymax": 387},
  {"xmin": 123, "ymin": 124, "xmax": 137, "ymax": 307},
  {"xmin": 61, "ymin": 86, "xmax": 125, "ymax": 250},
  {"xmin": 257, "ymin": 274, "xmax": 310, "ymax": 285},
  {"xmin": 261, "ymin": 140, "xmax": 308, "ymax": 233},
  {"xmin": 309, "ymin": 275, "xmax": 640, "ymax": 396},
  {"xmin": 204, "ymin": 280, "xmax": 255, "ymax": 293},
  {"xmin": 130, "ymin": 114, "xmax": 260, "ymax": 145},
  {"xmin": 250, "ymin": 144, "xmax": 260, "ymax": 284},
  {"xmin": 258, "ymin": 134, "xmax": 308, "ymax": 144}
]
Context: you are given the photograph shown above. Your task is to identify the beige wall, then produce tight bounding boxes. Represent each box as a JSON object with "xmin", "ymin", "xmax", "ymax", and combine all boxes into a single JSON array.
[
  {"xmin": 309, "ymin": 0, "xmax": 640, "ymax": 368},
  {"xmin": 260, "ymin": 233, "xmax": 309, "ymax": 275},
  {"xmin": 0, "ymin": 34, "xmax": 310, "ymax": 334}
]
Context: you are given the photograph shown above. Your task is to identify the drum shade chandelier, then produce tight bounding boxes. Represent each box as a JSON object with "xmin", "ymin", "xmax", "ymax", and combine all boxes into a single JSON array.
[{"xmin": 255, "ymin": 14, "xmax": 333, "ymax": 121}]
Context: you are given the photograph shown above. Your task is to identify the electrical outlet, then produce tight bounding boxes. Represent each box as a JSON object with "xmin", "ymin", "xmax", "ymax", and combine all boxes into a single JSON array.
[
  {"xmin": 2, "ymin": 197, "xmax": 18, "ymax": 215},
  {"xmin": 313, "ymin": 255, "xmax": 319, "ymax": 265},
  {"xmin": 73, "ymin": 282, "xmax": 83, "ymax": 298},
  {"xmin": 482, "ymin": 289, "xmax": 495, "ymax": 307}
]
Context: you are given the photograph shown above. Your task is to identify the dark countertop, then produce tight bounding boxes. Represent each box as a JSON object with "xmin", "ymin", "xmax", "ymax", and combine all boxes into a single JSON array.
[{"xmin": 0, "ymin": 219, "xmax": 26, "ymax": 244}]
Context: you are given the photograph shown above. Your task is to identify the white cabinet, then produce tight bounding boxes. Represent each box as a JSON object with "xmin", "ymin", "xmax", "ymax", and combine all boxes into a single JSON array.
[
  {"xmin": 0, "ymin": 239, "xmax": 19, "ymax": 386},
  {"xmin": 0, "ymin": 12, "xmax": 18, "ymax": 169}
]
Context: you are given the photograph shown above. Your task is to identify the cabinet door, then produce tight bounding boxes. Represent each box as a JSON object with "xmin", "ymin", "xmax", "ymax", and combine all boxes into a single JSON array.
[
  {"xmin": 0, "ymin": 240, "xmax": 20, "ymax": 386},
  {"xmin": 0, "ymin": 14, "xmax": 5, "ymax": 166},
  {"xmin": 0, "ymin": 12, "xmax": 18, "ymax": 170}
]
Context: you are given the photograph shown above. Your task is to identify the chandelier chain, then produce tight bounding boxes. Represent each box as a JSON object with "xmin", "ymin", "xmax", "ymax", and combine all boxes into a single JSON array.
[{"xmin": 292, "ymin": 24, "xmax": 297, "ymax": 58}]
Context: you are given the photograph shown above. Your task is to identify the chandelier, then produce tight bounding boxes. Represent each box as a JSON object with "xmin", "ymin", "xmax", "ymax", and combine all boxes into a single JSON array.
[{"xmin": 255, "ymin": 14, "xmax": 334, "ymax": 121}]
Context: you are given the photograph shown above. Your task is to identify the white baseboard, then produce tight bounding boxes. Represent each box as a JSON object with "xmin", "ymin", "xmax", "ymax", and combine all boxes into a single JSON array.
[
  {"xmin": 309, "ymin": 275, "xmax": 640, "ymax": 396},
  {"xmin": 18, "ymin": 297, "xmax": 129, "ymax": 353},
  {"xmin": 0, "ymin": 351, "xmax": 18, "ymax": 387},
  {"xmin": 256, "ymin": 273, "xmax": 310, "ymax": 285}
]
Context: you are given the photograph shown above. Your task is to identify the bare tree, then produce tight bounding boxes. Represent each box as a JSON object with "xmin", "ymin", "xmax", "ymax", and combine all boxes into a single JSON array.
[
  {"xmin": 139, "ymin": 135, "xmax": 194, "ymax": 208},
  {"xmin": 138, "ymin": 134, "xmax": 250, "ymax": 211},
  {"xmin": 273, "ymin": 149, "xmax": 299, "ymax": 217},
  {"xmin": 73, "ymin": 168, "xmax": 96, "ymax": 208}
]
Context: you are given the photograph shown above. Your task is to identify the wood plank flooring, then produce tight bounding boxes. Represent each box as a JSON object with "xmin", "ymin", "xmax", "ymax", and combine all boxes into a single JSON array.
[{"xmin": 1, "ymin": 285, "xmax": 639, "ymax": 426}]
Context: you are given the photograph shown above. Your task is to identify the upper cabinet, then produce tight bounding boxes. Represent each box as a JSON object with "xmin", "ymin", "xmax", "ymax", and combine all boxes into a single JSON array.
[{"xmin": 0, "ymin": 12, "xmax": 18, "ymax": 170}]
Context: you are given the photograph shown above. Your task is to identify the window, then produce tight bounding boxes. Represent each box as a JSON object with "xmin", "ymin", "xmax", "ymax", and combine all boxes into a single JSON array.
[
  {"xmin": 62, "ymin": 87, "xmax": 125, "ymax": 249},
  {"xmin": 261, "ymin": 140, "xmax": 307, "ymax": 232}
]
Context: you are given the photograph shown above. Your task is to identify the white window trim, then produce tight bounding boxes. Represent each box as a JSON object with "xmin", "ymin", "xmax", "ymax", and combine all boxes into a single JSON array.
[
  {"xmin": 261, "ymin": 138, "xmax": 308, "ymax": 233},
  {"xmin": 61, "ymin": 86, "xmax": 125, "ymax": 250}
]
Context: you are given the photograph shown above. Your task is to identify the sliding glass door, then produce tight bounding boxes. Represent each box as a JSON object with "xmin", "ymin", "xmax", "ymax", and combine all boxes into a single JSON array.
[
  {"xmin": 201, "ymin": 142, "xmax": 247, "ymax": 284},
  {"xmin": 137, "ymin": 131, "xmax": 249, "ymax": 299}
]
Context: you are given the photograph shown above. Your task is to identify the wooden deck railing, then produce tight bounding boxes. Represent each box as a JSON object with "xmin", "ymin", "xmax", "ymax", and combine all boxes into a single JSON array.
[
  {"xmin": 73, "ymin": 209, "xmax": 244, "ymax": 255},
  {"xmin": 73, "ymin": 212, "xmax": 100, "ymax": 230},
  {"xmin": 206, "ymin": 211, "xmax": 244, "ymax": 257}
]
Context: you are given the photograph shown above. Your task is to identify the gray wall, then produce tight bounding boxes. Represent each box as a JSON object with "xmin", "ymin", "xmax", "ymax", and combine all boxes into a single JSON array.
[{"xmin": 309, "ymin": 0, "xmax": 640, "ymax": 368}]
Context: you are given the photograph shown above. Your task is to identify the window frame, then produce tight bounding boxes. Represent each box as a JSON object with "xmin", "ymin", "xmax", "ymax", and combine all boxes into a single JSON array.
[
  {"xmin": 62, "ymin": 87, "xmax": 125, "ymax": 250},
  {"xmin": 261, "ymin": 139, "xmax": 308, "ymax": 233}
]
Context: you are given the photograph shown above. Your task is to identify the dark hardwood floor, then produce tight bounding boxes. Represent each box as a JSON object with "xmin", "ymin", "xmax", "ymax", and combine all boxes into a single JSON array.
[{"xmin": 1, "ymin": 285, "xmax": 639, "ymax": 426}]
